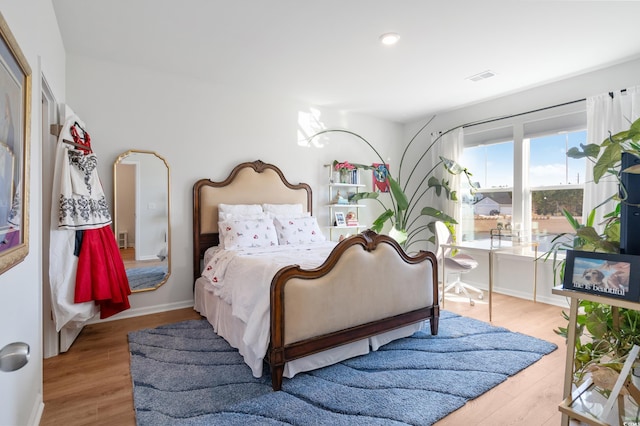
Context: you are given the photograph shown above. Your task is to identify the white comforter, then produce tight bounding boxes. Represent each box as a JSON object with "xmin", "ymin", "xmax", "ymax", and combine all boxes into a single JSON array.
[{"xmin": 201, "ymin": 242, "xmax": 337, "ymax": 374}]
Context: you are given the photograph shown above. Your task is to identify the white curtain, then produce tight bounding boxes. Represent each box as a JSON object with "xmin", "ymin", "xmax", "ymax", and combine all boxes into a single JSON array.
[
  {"xmin": 584, "ymin": 86, "xmax": 640, "ymax": 231},
  {"xmin": 423, "ymin": 127, "xmax": 464, "ymax": 241},
  {"xmin": 441, "ymin": 127, "xmax": 464, "ymax": 226}
]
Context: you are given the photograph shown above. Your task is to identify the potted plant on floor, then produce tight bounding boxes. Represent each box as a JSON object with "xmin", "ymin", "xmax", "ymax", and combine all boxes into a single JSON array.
[{"xmin": 550, "ymin": 116, "xmax": 640, "ymax": 391}]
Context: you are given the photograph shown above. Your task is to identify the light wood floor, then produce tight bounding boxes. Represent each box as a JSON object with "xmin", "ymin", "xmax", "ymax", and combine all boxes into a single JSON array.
[
  {"xmin": 120, "ymin": 247, "xmax": 163, "ymax": 269},
  {"xmin": 41, "ymin": 294, "xmax": 569, "ymax": 426}
]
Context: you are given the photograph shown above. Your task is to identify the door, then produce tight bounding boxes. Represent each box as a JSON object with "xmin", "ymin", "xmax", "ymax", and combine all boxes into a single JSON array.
[{"xmin": 41, "ymin": 78, "xmax": 58, "ymax": 357}]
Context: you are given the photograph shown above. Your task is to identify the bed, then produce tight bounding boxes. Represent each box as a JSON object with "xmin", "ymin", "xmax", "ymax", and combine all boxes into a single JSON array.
[{"xmin": 193, "ymin": 160, "xmax": 439, "ymax": 390}]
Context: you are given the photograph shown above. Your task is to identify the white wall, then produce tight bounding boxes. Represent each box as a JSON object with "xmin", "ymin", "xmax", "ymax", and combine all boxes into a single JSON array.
[
  {"xmin": 64, "ymin": 53, "xmax": 403, "ymax": 321},
  {"xmin": 0, "ymin": 1, "xmax": 66, "ymax": 425},
  {"xmin": 407, "ymin": 58, "xmax": 640, "ymax": 306}
]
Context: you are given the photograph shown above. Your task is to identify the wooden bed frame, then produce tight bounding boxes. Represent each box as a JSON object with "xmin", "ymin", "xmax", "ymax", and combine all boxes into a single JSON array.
[{"xmin": 193, "ymin": 160, "xmax": 439, "ymax": 390}]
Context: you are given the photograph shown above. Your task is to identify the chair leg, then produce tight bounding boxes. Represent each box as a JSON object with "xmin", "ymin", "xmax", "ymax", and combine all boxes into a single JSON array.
[
  {"xmin": 443, "ymin": 274, "xmax": 483, "ymax": 306},
  {"xmin": 459, "ymin": 282, "xmax": 484, "ymax": 299}
]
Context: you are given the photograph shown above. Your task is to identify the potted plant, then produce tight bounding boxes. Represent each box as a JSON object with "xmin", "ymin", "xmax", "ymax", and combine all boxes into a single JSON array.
[
  {"xmin": 549, "ymin": 116, "xmax": 640, "ymax": 390},
  {"xmin": 311, "ymin": 116, "xmax": 478, "ymax": 250}
]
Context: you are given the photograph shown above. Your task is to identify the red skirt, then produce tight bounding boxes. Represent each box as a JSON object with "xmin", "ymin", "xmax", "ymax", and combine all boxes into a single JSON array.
[{"xmin": 75, "ymin": 226, "xmax": 131, "ymax": 318}]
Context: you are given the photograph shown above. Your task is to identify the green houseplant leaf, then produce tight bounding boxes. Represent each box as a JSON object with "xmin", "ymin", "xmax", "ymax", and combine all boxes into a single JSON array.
[
  {"xmin": 551, "ymin": 116, "xmax": 640, "ymax": 385},
  {"xmin": 593, "ymin": 143, "xmax": 622, "ymax": 183},
  {"xmin": 312, "ymin": 116, "xmax": 476, "ymax": 250}
]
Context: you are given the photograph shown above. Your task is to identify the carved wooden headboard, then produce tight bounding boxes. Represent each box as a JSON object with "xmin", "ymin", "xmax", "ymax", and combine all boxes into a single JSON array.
[{"xmin": 192, "ymin": 160, "xmax": 312, "ymax": 280}]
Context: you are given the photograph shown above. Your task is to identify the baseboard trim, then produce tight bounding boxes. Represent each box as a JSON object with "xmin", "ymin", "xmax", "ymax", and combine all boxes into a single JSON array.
[
  {"xmin": 27, "ymin": 393, "xmax": 43, "ymax": 426},
  {"xmin": 86, "ymin": 300, "xmax": 195, "ymax": 325}
]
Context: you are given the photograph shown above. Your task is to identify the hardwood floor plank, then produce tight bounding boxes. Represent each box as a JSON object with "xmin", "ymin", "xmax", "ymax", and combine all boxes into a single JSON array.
[{"xmin": 41, "ymin": 296, "xmax": 569, "ymax": 425}]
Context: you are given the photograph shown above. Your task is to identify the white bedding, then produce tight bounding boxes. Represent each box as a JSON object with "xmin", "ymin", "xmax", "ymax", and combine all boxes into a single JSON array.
[
  {"xmin": 196, "ymin": 241, "xmax": 422, "ymax": 378},
  {"xmin": 201, "ymin": 242, "xmax": 337, "ymax": 374}
]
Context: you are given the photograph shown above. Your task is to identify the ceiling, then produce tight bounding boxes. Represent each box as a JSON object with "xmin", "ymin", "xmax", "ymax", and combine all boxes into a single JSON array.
[{"xmin": 51, "ymin": 0, "xmax": 640, "ymax": 123}]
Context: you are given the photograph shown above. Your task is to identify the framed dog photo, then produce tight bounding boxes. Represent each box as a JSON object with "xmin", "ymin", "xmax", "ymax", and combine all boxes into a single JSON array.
[
  {"xmin": 334, "ymin": 212, "xmax": 346, "ymax": 227},
  {"xmin": 563, "ymin": 250, "xmax": 640, "ymax": 301}
]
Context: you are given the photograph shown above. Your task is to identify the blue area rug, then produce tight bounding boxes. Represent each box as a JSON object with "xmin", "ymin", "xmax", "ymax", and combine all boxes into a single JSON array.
[
  {"xmin": 128, "ymin": 311, "xmax": 557, "ymax": 425},
  {"xmin": 126, "ymin": 265, "xmax": 168, "ymax": 291}
]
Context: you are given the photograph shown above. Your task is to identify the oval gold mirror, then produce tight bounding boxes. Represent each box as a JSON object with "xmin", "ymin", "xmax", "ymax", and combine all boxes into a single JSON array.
[{"xmin": 114, "ymin": 150, "xmax": 170, "ymax": 292}]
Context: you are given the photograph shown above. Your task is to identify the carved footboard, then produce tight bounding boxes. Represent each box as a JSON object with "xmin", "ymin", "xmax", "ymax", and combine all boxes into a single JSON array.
[{"xmin": 268, "ymin": 229, "xmax": 439, "ymax": 390}]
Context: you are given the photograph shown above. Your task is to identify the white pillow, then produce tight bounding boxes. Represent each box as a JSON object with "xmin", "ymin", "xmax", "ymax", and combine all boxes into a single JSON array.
[
  {"xmin": 219, "ymin": 218, "xmax": 278, "ymax": 250},
  {"xmin": 218, "ymin": 211, "xmax": 267, "ymax": 222},
  {"xmin": 262, "ymin": 203, "xmax": 304, "ymax": 217},
  {"xmin": 274, "ymin": 216, "xmax": 326, "ymax": 245},
  {"xmin": 219, "ymin": 203, "xmax": 263, "ymax": 218},
  {"xmin": 217, "ymin": 205, "xmax": 266, "ymax": 248}
]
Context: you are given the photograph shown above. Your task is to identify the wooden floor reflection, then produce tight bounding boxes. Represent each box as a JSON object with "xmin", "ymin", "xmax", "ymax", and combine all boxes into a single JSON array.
[{"xmin": 119, "ymin": 247, "xmax": 163, "ymax": 269}]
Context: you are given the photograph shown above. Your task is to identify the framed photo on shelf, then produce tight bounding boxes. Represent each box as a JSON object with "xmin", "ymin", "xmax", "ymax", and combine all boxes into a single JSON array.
[
  {"xmin": 334, "ymin": 212, "xmax": 346, "ymax": 227},
  {"xmin": 563, "ymin": 250, "xmax": 640, "ymax": 301}
]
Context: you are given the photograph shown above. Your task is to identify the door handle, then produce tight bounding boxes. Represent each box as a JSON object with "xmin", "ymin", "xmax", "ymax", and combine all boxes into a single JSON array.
[{"xmin": 0, "ymin": 342, "xmax": 30, "ymax": 372}]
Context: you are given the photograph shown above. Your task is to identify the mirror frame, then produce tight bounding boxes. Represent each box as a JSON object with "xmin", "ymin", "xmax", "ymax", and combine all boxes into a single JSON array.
[
  {"xmin": 0, "ymin": 13, "xmax": 31, "ymax": 275},
  {"xmin": 114, "ymin": 150, "xmax": 170, "ymax": 292}
]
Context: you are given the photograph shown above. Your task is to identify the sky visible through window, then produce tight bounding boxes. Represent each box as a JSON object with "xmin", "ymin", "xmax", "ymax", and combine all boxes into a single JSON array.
[{"xmin": 461, "ymin": 130, "xmax": 586, "ymax": 189}]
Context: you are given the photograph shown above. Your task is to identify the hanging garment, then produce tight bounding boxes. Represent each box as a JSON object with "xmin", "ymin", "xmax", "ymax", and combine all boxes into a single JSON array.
[
  {"xmin": 49, "ymin": 116, "xmax": 131, "ymax": 330},
  {"xmin": 75, "ymin": 226, "xmax": 130, "ymax": 318},
  {"xmin": 49, "ymin": 117, "xmax": 99, "ymax": 331}
]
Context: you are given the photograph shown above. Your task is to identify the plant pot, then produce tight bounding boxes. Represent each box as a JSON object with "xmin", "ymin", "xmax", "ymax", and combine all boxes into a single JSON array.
[{"xmin": 389, "ymin": 227, "xmax": 408, "ymax": 245}]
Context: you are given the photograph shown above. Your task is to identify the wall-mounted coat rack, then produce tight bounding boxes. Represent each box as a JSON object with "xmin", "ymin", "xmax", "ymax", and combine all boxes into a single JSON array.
[{"xmin": 49, "ymin": 124, "xmax": 88, "ymax": 150}]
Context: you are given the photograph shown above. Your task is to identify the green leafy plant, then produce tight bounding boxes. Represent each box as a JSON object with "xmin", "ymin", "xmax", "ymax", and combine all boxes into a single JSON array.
[
  {"xmin": 549, "ymin": 116, "xmax": 640, "ymax": 387},
  {"xmin": 312, "ymin": 117, "xmax": 477, "ymax": 251},
  {"xmin": 555, "ymin": 300, "xmax": 640, "ymax": 385},
  {"xmin": 568, "ymin": 116, "xmax": 640, "ymax": 185},
  {"xmin": 544, "ymin": 116, "xmax": 640, "ymax": 281}
]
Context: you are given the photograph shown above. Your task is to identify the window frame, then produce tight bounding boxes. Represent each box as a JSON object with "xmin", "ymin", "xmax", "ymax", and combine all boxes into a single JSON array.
[{"xmin": 459, "ymin": 102, "xmax": 587, "ymax": 250}]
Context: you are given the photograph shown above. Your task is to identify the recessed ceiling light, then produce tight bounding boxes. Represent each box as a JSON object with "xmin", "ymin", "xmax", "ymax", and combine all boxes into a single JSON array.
[{"xmin": 379, "ymin": 32, "xmax": 400, "ymax": 46}]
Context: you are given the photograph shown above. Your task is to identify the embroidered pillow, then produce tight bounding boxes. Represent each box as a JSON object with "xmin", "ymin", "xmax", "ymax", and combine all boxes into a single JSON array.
[
  {"xmin": 219, "ymin": 218, "xmax": 278, "ymax": 250},
  {"xmin": 217, "ymin": 207, "xmax": 267, "ymax": 249},
  {"xmin": 274, "ymin": 216, "xmax": 325, "ymax": 245}
]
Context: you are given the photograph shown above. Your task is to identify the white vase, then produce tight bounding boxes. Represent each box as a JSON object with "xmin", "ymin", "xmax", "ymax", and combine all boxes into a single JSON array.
[
  {"xmin": 339, "ymin": 169, "xmax": 349, "ymax": 184},
  {"xmin": 389, "ymin": 227, "xmax": 408, "ymax": 245}
]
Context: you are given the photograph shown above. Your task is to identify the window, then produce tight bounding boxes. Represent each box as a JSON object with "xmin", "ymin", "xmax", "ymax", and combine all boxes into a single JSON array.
[
  {"xmin": 529, "ymin": 131, "xmax": 586, "ymax": 250},
  {"xmin": 458, "ymin": 108, "xmax": 586, "ymax": 252},
  {"xmin": 459, "ymin": 142, "xmax": 513, "ymax": 242}
]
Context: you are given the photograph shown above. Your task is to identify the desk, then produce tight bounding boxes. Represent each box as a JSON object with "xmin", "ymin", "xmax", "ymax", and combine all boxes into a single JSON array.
[
  {"xmin": 440, "ymin": 241, "xmax": 539, "ymax": 322},
  {"xmin": 552, "ymin": 286, "xmax": 640, "ymax": 426}
]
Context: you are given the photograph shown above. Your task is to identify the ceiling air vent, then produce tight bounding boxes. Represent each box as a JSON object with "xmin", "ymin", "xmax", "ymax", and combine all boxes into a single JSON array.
[{"xmin": 466, "ymin": 70, "xmax": 497, "ymax": 82}]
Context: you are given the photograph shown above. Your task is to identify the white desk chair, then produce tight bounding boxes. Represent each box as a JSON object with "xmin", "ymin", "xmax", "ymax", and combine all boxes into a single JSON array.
[{"xmin": 434, "ymin": 221, "xmax": 483, "ymax": 305}]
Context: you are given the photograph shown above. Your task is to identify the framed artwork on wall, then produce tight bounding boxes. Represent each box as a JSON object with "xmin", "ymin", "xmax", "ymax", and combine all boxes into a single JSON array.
[
  {"xmin": 372, "ymin": 163, "xmax": 390, "ymax": 193},
  {"xmin": 0, "ymin": 12, "xmax": 31, "ymax": 275}
]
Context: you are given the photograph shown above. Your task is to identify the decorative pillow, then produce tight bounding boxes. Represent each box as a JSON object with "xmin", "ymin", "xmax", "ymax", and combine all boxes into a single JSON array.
[
  {"xmin": 219, "ymin": 218, "xmax": 278, "ymax": 250},
  {"xmin": 274, "ymin": 216, "xmax": 325, "ymax": 245},
  {"xmin": 217, "ymin": 205, "xmax": 266, "ymax": 248},
  {"xmin": 262, "ymin": 203, "xmax": 304, "ymax": 217}
]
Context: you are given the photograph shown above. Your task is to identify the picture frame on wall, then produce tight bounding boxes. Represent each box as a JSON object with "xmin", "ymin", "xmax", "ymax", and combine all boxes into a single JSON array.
[
  {"xmin": 372, "ymin": 163, "xmax": 390, "ymax": 193},
  {"xmin": 334, "ymin": 212, "xmax": 346, "ymax": 227},
  {"xmin": 563, "ymin": 250, "xmax": 640, "ymax": 302},
  {"xmin": 0, "ymin": 13, "xmax": 31, "ymax": 275}
]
